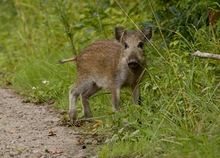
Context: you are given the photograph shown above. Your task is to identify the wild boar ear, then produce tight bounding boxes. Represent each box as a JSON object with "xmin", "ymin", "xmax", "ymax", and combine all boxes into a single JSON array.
[
  {"xmin": 141, "ymin": 27, "xmax": 152, "ymax": 41},
  {"xmin": 115, "ymin": 26, "xmax": 126, "ymax": 42}
]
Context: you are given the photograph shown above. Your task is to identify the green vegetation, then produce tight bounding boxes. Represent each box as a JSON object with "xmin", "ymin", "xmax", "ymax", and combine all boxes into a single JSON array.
[{"xmin": 0, "ymin": 0, "xmax": 220, "ymax": 157}]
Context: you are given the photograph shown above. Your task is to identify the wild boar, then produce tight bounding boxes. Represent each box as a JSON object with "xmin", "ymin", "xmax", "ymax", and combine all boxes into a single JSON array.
[{"xmin": 60, "ymin": 26, "xmax": 152, "ymax": 124}]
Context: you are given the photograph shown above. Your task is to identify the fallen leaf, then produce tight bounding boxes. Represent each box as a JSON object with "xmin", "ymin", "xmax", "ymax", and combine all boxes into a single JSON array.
[
  {"xmin": 75, "ymin": 138, "xmax": 84, "ymax": 145},
  {"xmin": 34, "ymin": 152, "xmax": 42, "ymax": 158},
  {"xmin": 45, "ymin": 149, "xmax": 50, "ymax": 153},
  {"xmin": 9, "ymin": 129, "xmax": 16, "ymax": 133},
  {"xmin": 92, "ymin": 120, "xmax": 102, "ymax": 128},
  {"xmin": 50, "ymin": 150, "xmax": 63, "ymax": 154},
  {"xmin": 95, "ymin": 119, "xmax": 102, "ymax": 124},
  {"xmin": 48, "ymin": 130, "xmax": 56, "ymax": 136}
]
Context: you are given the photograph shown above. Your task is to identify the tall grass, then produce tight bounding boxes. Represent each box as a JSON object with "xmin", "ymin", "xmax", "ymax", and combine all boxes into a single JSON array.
[{"xmin": 0, "ymin": 0, "xmax": 219, "ymax": 157}]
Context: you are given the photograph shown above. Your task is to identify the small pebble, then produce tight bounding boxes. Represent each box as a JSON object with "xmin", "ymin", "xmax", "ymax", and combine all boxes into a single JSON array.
[{"xmin": 82, "ymin": 145, "xmax": 86, "ymax": 149}]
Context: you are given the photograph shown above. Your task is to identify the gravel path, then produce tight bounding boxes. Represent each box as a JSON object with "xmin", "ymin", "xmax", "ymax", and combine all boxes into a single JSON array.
[{"xmin": 0, "ymin": 88, "xmax": 97, "ymax": 158}]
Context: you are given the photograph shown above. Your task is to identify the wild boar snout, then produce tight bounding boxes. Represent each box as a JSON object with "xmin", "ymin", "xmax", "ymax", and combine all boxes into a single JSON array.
[
  {"xmin": 125, "ymin": 45, "xmax": 146, "ymax": 70},
  {"xmin": 127, "ymin": 54, "xmax": 142, "ymax": 69},
  {"xmin": 128, "ymin": 60, "xmax": 139, "ymax": 69}
]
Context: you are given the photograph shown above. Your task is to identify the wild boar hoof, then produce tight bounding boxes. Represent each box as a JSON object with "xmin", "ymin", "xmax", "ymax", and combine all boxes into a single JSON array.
[
  {"xmin": 84, "ymin": 113, "xmax": 93, "ymax": 119},
  {"xmin": 69, "ymin": 110, "xmax": 77, "ymax": 125}
]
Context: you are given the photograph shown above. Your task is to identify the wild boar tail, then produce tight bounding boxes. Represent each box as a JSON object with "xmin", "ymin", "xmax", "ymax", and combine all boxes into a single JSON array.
[{"xmin": 59, "ymin": 56, "xmax": 77, "ymax": 64}]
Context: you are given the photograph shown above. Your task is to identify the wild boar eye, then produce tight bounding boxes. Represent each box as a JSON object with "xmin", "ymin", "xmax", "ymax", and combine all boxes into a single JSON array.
[
  {"xmin": 138, "ymin": 42, "xmax": 144, "ymax": 49},
  {"xmin": 123, "ymin": 42, "xmax": 129, "ymax": 49}
]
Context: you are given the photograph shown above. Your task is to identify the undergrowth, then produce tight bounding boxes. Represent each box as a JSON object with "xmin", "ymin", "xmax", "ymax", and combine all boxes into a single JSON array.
[{"xmin": 0, "ymin": 0, "xmax": 219, "ymax": 157}]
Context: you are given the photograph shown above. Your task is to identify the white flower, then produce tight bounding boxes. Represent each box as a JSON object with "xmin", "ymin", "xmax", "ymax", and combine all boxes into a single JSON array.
[
  {"xmin": 42, "ymin": 80, "xmax": 49, "ymax": 84},
  {"xmin": 32, "ymin": 87, "xmax": 36, "ymax": 90}
]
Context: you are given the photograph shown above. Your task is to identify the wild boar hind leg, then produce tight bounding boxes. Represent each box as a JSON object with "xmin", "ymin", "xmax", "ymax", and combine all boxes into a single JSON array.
[
  {"xmin": 81, "ymin": 83, "xmax": 100, "ymax": 119},
  {"xmin": 69, "ymin": 80, "xmax": 97, "ymax": 124}
]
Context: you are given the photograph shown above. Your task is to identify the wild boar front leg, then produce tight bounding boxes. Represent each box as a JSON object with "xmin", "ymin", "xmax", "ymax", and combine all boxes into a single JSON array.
[
  {"xmin": 111, "ymin": 88, "xmax": 121, "ymax": 111},
  {"xmin": 132, "ymin": 85, "xmax": 141, "ymax": 105}
]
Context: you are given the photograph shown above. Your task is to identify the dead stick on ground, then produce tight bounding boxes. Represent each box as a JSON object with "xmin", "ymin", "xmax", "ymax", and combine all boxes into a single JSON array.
[{"xmin": 192, "ymin": 51, "xmax": 220, "ymax": 60}]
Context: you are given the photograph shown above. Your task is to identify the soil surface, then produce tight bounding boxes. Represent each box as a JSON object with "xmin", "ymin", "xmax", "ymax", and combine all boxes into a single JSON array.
[{"xmin": 0, "ymin": 88, "xmax": 97, "ymax": 158}]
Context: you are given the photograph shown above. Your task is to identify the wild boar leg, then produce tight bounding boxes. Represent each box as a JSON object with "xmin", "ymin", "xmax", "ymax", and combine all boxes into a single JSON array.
[
  {"xmin": 111, "ymin": 88, "xmax": 121, "ymax": 111},
  {"xmin": 132, "ymin": 85, "xmax": 141, "ymax": 105},
  {"xmin": 81, "ymin": 83, "xmax": 100, "ymax": 119},
  {"xmin": 69, "ymin": 87, "xmax": 79, "ymax": 124},
  {"xmin": 69, "ymin": 80, "xmax": 93, "ymax": 123}
]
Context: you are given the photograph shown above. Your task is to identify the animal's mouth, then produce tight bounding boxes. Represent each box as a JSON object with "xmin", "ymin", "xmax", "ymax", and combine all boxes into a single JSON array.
[{"xmin": 128, "ymin": 61, "xmax": 139, "ymax": 69}]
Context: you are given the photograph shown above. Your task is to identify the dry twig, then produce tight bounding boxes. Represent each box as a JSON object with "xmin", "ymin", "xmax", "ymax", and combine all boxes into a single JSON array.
[{"xmin": 192, "ymin": 51, "xmax": 220, "ymax": 60}]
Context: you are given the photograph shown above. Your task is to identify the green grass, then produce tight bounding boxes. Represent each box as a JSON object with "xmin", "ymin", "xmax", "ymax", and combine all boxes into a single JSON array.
[{"xmin": 0, "ymin": 0, "xmax": 220, "ymax": 158}]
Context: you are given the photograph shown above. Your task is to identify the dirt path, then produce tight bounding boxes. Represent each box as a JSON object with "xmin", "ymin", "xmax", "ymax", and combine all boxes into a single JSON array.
[{"xmin": 0, "ymin": 88, "xmax": 97, "ymax": 158}]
